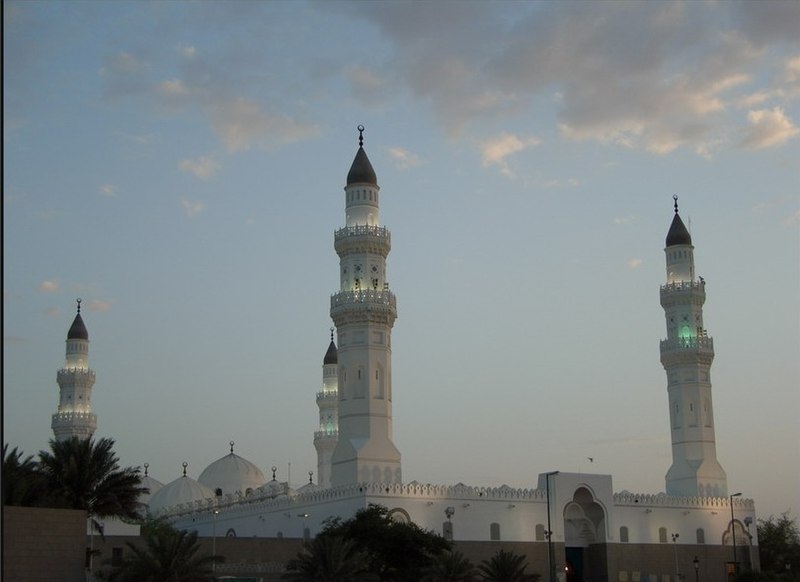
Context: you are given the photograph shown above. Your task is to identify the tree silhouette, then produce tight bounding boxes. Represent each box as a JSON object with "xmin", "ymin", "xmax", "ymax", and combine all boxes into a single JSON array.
[
  {"xmin": 422, "ymin": 549, "xmax": 478, "ymax": 581},
  {"xmin": 2, "ymin": 444, "xmax": 49, "ymax": 507},
  {"xmin": 103, "ymin": 519, "xmax": 222, "ymax": 582},
  {"xmin": 478, "ymin": 549, "xmax": 539, "ymax": 582},
  {"xmin": 284, "ymin": 535, "xmax": 376, "ymax": 581},
  {"xmin": 38, "ymin": 437, "xmax": 146, "ymax": 521}
]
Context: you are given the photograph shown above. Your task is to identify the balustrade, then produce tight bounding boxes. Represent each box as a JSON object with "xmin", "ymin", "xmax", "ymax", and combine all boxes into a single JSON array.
[
  {"xmin": 334, "ymin": 224, "xmax": 390, "ymax": 241},
  {"xmin": 660, "ymin": 336, "xmax": 714, "ymax": 352},
  {"xmin": 330, "ymin": 289, "xmax": 396, "ymax": 310}
]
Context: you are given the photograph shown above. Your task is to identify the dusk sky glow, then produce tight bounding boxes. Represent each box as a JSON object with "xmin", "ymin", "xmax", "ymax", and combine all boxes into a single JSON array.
[{"xmin": 4, "ymin": 1, "xmax": 799, "ymax": 520}]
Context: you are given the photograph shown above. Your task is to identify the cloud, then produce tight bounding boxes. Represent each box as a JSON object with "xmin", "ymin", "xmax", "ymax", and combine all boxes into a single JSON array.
[
  {"xmin": 388, "ymin": 147, "xmax": 422, "ymax": 169},
  {"xmin": 614, "ymin": 216, "xmax": 637, "ymax": 226},
  {"xmin": 159, "ymin": 78, "xmax": 189, "ymax": 96},
  {"xmin": 178, "ymin": 44, "xmax": 196, "ymax": 58},
  {"xmin": 181, "ymin": 199, "xmax": 205, "ymax": 217},
  {"xmin": 626, "ymin": 258, "xmax": 643, "ymax": 270},
  {"xmin": 741, "ymin": 107, "xmax": 800, "ymax": 149},
  {"xmin": 87, "ymin": 299, "xmax": 113, "ymax": 312},
  {"xmin": 100, "ymin": 184, "xmax": 117, "ymax": 197},
  {"xmin": 39, "ymin": 280, "xmax": 59, "ymax": 293},
  {"xmin": 210, "ymin": 98, "xmax": 320, "ymax": 152},
  {"xmin": 480, "ymin": 132, "xmax": 541, "ymax": 176},
  {"xmin": 346, "ymin": 65, "xmax": 390, "ymax": 106},
  {"xmin": 179, "ymin": 156, "xmax": 220, "ymax": 180},
  {"xmin": 44, "ymin": 307, "xmax": 60, "ymax": 317},
  {"xmin": 784, "ymin": 209, "xmax": 800, "ymax": 227}
]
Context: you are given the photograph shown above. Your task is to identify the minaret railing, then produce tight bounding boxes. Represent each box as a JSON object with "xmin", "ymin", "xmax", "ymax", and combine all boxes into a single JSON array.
[
  {"xmin": 334, "ymin": 225, "xmax": 390, "ymax": 241},
  {"xmin": 330, "ymin": 290, "xmax": 396, "ymax": 310},
  {"xmin": 660, "ymin": 336, "xmax": 715, "ymax": 352}
]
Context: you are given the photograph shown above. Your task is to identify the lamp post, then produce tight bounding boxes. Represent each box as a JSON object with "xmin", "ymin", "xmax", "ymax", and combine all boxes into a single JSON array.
[
  {"xmin": 672, "ymin": 533, "xmax": 681, "ymax": 580},
  {"xmin": 546, "ymin": 471, "xmax": 560, "ymax": 582},
  {"xmin": 693, "ymin": 556, "xmax": 699, "ymax": 582},
  {"xmin": 212, "ymin": 509, "xmax": 219, "ymax": 574},
  {"xmin": 730, "ymin": 492, "xmax": 742, "ymax": 578}
]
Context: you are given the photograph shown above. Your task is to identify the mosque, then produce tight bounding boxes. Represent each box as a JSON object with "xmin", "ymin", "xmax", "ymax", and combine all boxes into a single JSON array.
[{"xmin": 51, "ymin": 129, "xmax": 758, "ymax": 582}]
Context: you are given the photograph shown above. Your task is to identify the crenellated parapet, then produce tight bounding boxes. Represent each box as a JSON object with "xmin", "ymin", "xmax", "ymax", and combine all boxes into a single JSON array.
[
  {"xmin": 334, "ymin": 225, "xmax": 391, "ymax": 257},
  {"xmin": 614, "ymin": 491, "xmax": 754, "ymax": 510},
  {"xmin": 56, "ymin": 368, "xmax": 96, "ymax": 382},
  {"xmin": 330, "ymin": 290, "xmax": 397, "ymax": 326}
]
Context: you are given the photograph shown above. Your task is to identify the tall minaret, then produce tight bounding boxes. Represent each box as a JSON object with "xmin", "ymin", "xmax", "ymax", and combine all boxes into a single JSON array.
[
  {"xmin": 52, "ymin": 299, "xmax": 98, "ymax": 441},
  {"xmin": 660, "ymin": 197, "xmax": 727, "ymax": 498},
  {"xmin": 314, "ymin": 328, "xmax": 339, "ymax": 489},
  {"xmin": 329, "ymin": 126, "xmax": 401, "ymax": 486}
]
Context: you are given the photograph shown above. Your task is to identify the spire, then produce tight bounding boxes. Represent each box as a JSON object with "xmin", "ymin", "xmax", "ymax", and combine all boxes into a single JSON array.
[
  {"xmin": 67, "ymin": 298, "xmax": 89, "ymax": 340},
  {"xmin": 323, "ymin": 327, "xmax": 338, "ymax": 365},
  {"xmin": 666, "ymin": 196, "xmax": 692, "ymax": 247},
  {"xmin": 346, "ymin": 125, "xmax": 377, "ymax": 186}
]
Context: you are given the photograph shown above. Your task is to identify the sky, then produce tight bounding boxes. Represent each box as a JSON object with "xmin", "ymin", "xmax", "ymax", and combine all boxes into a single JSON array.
[{"xmin": 3, "ymin": 1, "xmax": 799, "ymax": 520}]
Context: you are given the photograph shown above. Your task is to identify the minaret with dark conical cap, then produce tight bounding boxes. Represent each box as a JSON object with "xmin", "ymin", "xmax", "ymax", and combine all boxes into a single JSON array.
[
  {"xmin": 329, "ymin": 126, "xmax": 401, "ymax": 486},
  {"xmin": 314, "ymin": 328, "xmax": 339, "ymax": 488},
  {"xmin": 660, "ymin": 197, "xmax": 727, "ymax": 497},
  {"xmin": 52, "ymin": 299, "xmax": 98, "ymax": 441}
]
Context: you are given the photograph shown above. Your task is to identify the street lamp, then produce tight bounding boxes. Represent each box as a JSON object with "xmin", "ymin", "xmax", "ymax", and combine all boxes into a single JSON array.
[
  {"xmin": 730, "ymin": 492, "xmax": 742, "ymax": 577},
  {"xmin": 212, "ymin": 509, "xmax": 220, "ymax": 574},
  {"xmin": 672, "ymin": 533, "xmax": 681, "ymax": 580},
  {"xmin": 546, "ymin": 471, "xmax": 560, "ymax": 582},
  {"xmin": 693, "ymin": 556, "xmax": 699, "ymax": 582}
]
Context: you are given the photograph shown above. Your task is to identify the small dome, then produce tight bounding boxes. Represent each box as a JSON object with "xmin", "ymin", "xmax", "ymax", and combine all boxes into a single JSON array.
[
  {"xmin": 68, "ymin": 313, "xmax": 89, "ymax": 340},
  {"xmin": 666, "ymin": 213, "xmax": 692, "ymax": 247},
  {"xmin": 138, "ymin": 474, "xmax": 164, "ymax": 507},
  {"xmin": 323, "ymin": 339, "xmax": 338, "ymax": 365},
  {"xmin": 198, "ymin": 450, "xmax": 267, "ymax": 497},
  {"xmin": 148, "ymin": 474, "xmax": 215, "ymax": 515},
  {"xmin": 347, "ymin": 147, "xmax": 377, "ymax": 186}
]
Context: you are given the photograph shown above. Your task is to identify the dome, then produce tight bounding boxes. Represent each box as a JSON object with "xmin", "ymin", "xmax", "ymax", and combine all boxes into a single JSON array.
[
  {"xmin": 323, "ymin": 339, "xmax": 338, "ymax": 365},
  {"xmin": 138, "ymin": 474, "xmax": 164, "ymax": 507},
  {"xmin": 666, "ymin": 213, "xmax": 692, "ymax": 247},
  {"xmin": 67, "ymin": 313, "xmax": 89, "ymax": 340},
  {"xmin": 347, "ymin": 146, "xmax": 377, "ymax": 186},
  {"xmin": 148, "ymin": 473, "xmax": 215, "ymax": 515},
  {"xmin": 198, "ymin": 447, "xmax": 267, "ymax": 497}
]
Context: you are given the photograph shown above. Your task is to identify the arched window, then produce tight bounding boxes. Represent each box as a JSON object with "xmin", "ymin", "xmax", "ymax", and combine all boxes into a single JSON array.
[
  {"xmin": 535, "ymin": 524, "xmax": 546, "ymax": 541},
  {"xmin": 620, "ymin": 526, "xmax": 629, "ymax": 543},
  {"xmin": 490, "ymin": 523, "xmax": 501, "ymax": 541},
  {"xmin": 659, "ymin": 527, "xmax": 668, "ymax": 543},
  {"xmin": 696, "ymin": 528, "xmax": 705, "ymax": 544}
]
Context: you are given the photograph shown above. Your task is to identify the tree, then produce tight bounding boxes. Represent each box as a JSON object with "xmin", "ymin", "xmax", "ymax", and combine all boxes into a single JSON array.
[
  {"xmin": 314, "ymin": 504, "xmax": 452, "ymax": 581},
  {"xmin": 478, "ymin": 549, "xmax": 539, "ymax": 582},
  {"xmin": 102, "ymin": 519, "xmax": 222, "ymax": 582},
  {"xmin": 422, "ymin": 549, "xmax": 478, "ymax": 581},
  {"xmin": 757, "ymin": 513, "xmax": 800, "ymax": 577},
  {"xmin": 284, "ymin": 535, "xmax": 377, "ymax": 581},
  {"xmin": 2, "ymin": 444, "xmax": 49, "ymax": 507},
  {"xmin": 38, "ymin": 437, "xmax": 146, "ymax": 521}
]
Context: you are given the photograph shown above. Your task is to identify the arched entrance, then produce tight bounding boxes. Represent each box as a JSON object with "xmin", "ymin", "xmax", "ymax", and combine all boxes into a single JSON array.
[{"xmin": 563, "ymin": 487, "xmax": 607, "ymax": 582}]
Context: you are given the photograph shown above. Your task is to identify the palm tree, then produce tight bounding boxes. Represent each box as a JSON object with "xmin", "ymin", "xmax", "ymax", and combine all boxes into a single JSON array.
[
  {"xmin": 478, "ymin": 549, "xmax": 539, "ymax": 582},
  {"xmin": 284, "ymin": 535, "xmax": 377, "ymax": 581},
  {"xmin": 2, "ymin": 444, "xmax": 49, "ymax": 506},
  {"xmin": 422, "ymin": 549, "xmax": 478, "ymax": 581},
  {"xmin": 38, "ymin": 437, "xmax": 146, "ymax": 521},
  {"xmin": 104, "ymin": 519, "xmax": 222, "ymax": 582}
]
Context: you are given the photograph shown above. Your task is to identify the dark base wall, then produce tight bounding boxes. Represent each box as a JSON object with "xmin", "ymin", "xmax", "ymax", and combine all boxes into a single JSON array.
[{"xmin": 3, "ymin": 506, "xmax": 87, "ymax": 582}]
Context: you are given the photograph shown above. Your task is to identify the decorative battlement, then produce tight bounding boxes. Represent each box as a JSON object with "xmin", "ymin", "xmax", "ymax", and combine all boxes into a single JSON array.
[
  {"xmin": 57, "ymin": 368, "xmax": 96, "ymax": 381},
  {"xmin": 335, "ymin": 224, "xmax": 390, "ymax": 241},
  {"xmin": 330, "ymin": 290, "xmax": 397, "ymax": 325},
  {"xmin": 660, "ymin": 336, "xmax": 714, "ymax": 352},
  {"xmin": 334, "ymin": 225, "xmax": 391, "ymax": 257},
  {"xmin": 614, "ymin": 491, "xmax": 754, "ymax": 510},
  {"xmin": 316, "ymin": 391, "xmax": 338, "ymax": 402},
  {"xmin": 314, "ymin": 430, "xmax": 339, "ymax": 441}
]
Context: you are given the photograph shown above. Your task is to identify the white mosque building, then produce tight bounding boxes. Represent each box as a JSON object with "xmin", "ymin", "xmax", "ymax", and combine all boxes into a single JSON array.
[{"xmin": 53, "ymin": 129, "xmax": 758, "ymax": 582}]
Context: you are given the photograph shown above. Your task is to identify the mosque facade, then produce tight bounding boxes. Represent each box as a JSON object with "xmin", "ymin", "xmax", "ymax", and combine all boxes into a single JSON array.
[{"xmin": 53, "ymin": 131, "xmax": 758, "ymax": 582}]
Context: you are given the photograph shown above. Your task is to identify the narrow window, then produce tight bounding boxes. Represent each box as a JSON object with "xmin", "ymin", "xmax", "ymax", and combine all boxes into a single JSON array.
[
  {"xmin": 696, "ymin": 528, "xmax": 705, "ymax": 544},
  {"xmin": 620, "ymin": 526, "xmax": 629, "ymax": 543},
  {"xmin": 659, "ymin": 527, "xmax": 667, "ymax": 543},
  {"xmin": 490, "ymin": 523, "xmax": 501, "ymax": 541},
  {"xmin": 535, "ymin": 524, "xmax": 546, "ymax": 541}
]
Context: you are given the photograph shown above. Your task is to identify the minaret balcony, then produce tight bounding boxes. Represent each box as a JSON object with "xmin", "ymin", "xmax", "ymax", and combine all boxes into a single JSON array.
[
  {"xmin": 660, "ymin": 336, "xmax": 714, "ymax": 353},
  {"xmin": 660, "ymin": 281, "xmax": 705, "ymax": 296},
  {"xmin": 314, "ymin": 430, "xmax": 339, "ymax": 441},
  {"xmin": 57, "ymin": 368, "xmax": 95, "ymax": 380},
  {"xmin": 316, "ymin": 391, "xmax": 338, "ymax": 403},
  {"xmin": 331, "ymin": 289, "xmax": 397, "ymax": 316},
  {"xmin": 334, "ymin": 225, "xmax": 391, "ymax": 256}
]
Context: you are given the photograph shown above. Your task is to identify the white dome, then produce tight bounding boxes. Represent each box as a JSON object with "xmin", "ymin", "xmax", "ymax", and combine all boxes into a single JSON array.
[
  {"xmin": 198, "ymin": 451, "xmax": 267, "ymax": 497},
  {"xmin": 148, "ymin": 474, "xmax": 215, "ymax": 515},
  {"xmin": 139, "ymin": 474, "xmax": 164, "ymax": 506}
]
